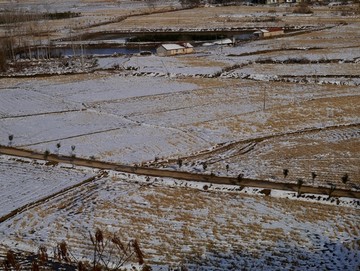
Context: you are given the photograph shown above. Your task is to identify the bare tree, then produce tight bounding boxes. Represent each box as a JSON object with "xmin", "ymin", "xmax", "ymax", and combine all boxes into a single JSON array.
[
  {"xmin": 56, "ymin": 142, "xmax": 61, "ymax": 154},
  {"xmin": 43, "ymin": 149, "xmax": 50, "ymax": 159},
  {"xmin": 283, "ymin": 168, "xmax": 289, "ymax": 178},
  {"xmin": 0, "ymin": 44, "xmax": 8, "ymax": 71},
  {"xmin": 177, "ymin": 158, "xmax": 183, "ymax": 168},
  {"xmin": 341, "ymin": 173, "xmax": 349, "ymax": 184},
  {"xmin": 8, "ymin": 134, "xmax": 14, "ymax": 146},
  {"xmin": 328, "ymin": 183, "xmax": 336, "ymax": 199},
  {"xmin": 297, "ymin": 178, "xmax": 304, "ymax": 197}
]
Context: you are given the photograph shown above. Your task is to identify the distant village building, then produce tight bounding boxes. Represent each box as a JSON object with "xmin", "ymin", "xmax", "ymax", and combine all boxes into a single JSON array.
[
  {"xmin": 265, "ymin": 0, "xmax": 300, "ymax": 3},
  {"xmin": 202, "ymin": 38, "xmax": 234, "ymax": 47},
  {"xmin": 253, "ymin": 28, "xmax": 284, "ymax": 38},
  {"xmin": 156, "ymin": 43, "xmax": 194, "ymax": 56}
]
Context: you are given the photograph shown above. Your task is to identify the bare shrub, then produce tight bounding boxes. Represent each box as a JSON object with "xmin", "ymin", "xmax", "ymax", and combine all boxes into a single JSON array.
[
  {"xmin": 311, "ymin": 172, "xmax": 317, "ymax": 184},
  {"xmin": 293, "ymin": 3, "xmax": 313, "ymax": 14},
  {"xmin": 179, "ymin": 0, "xmax": 201, "ymax": 8},
  {"xmin": 0, "ymin": 48, "xmax": 7, "ymax": 72},
  {"xmin": 341, "ymin": 173, "xmax": 349, "ymax": 184},
  {"xmin": 31, "ymin": 261, "xmax": 40, "ymax": 271},
  {"xmin": 2, "ymin": 250, "xmax": 21, "ymax": 271},
  {"xmin": 87, "ymin": 228, "xmax": 146, "ymax": 270},
  {"xmin": 256, "ymin": 57, "xmax": 274, "ymax": 64},
  {"xmin": 43, "ymin": 149, "xmax": 50, "ymax": 159},
  {"xmin": 54, "ymin": 241, "xmax": 72, "ymax": 263},
  {"xmin": 283, "ymin": 169, "xmax": 289, "ymax": 178},
  {"xmin": 297, "ymin": 179, "xmax": 304, "ymax": 197},
  {"xmin": 38, "ymin": 245, "xmax": 48, "ymax": 263},
  {"xmin": 2, "ymin": 229, "xmax": 148, "ymax": 270},
  {"xmin": 177, "ymin": 158, "xmax": 183, "ymax": 168},
  {"xmin": 283, "ymin": 57, "xmax": 310, "ymax": 64}
]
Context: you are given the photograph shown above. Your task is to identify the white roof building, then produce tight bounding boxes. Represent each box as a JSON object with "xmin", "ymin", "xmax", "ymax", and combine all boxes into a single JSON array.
[
  {"xmin": 156, "ymin": 43, "xmax": 194, "ymax": 56},
  {"xmin": 160, "ymin": 44, "xmax": 186, "ymax": 51},
  {"xmin": 202, "ymin": 38, "xmax": 234, "ymax": 46}
]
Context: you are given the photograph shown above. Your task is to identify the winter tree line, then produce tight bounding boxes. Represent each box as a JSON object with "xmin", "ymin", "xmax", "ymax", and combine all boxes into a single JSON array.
[{"xmin": 0, "ymin": 9, "xmax": 80, "ymax": 72}]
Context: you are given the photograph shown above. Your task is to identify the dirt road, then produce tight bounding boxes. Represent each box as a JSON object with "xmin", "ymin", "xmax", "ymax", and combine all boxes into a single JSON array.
[{"xmin": 1, "ymin": 145, "xmax": 359, "ymax": 199}]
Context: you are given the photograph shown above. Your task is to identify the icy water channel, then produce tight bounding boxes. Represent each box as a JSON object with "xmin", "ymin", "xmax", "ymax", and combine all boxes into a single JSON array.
[{"xmin": 16, "ymin": 30, "xmax": 256, "ymax": 59}]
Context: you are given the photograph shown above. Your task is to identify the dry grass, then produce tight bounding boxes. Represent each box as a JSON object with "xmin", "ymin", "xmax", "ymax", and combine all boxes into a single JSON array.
[
  {"xmin": 242, "ymin": 63, "xmax": 360, "ymax": 76},
  {"xmin": 197, "ymin": 94, "xmax": 359, "ymax": 135},
  {"xmin": 176, "ymin": 55, "xmax": 227, "ymax": 68},
  {"xmin": 2, "ymin": 2, "xmax": 360, "ymax": 50},
  {"xmin": 24, "ymin": 180, "xmax": 353, "ymax": 267},
  {"xmin": 110, "ymin": 6, "xmax": 254, "ymax": 29},
  {"xmin": 87, "ymin": 5, "xmax": 360, "ymax": 31},
  {"xmin": 44, "ymin": 72, "xmax": 111, "ymax": 84},
  {"xmin": 179, "ymin": 77, "xmax": 230, "ymax": 89},
  {"xmin": 0, "ymin": 72, "xmax": 110, "ymax": 88},
  {"xmin": 201, "ymin": 92, "xmax": 360, "ymax": 185}
]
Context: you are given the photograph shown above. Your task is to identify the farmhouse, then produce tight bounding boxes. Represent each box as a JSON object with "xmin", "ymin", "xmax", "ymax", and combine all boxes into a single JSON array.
[
  {"xmin": 253, "ymin": 28, "xmax": 284, "ymax": 38},
  {"xmin": 156, "ymin": 43, "xmax": 194, "ymax": 56}
]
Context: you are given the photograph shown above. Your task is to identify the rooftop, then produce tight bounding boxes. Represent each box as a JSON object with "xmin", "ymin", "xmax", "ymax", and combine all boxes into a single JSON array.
[{"xmin": 161, "ymin": 44, "xmax": 185, "ymax": 50}]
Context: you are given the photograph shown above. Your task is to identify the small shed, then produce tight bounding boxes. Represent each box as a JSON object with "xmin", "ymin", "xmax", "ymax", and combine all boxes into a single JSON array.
[
  {"xmin": 254, "ymin": 28, "xmax": 284, "ymax": 38},
  {"xmin": 203, "ymin": 38, "xmax": 234, "ymax": 47},
  {"xmin": 182, "ymin": 43, "xmax": 194, "ymax": 54},
  {"xmin": 156, "ymin": 43, "xmax": 194, "ymax": 56},
  {"xmin": 254, "ymin": 29, "xmax": 269, "ymax": 38}
]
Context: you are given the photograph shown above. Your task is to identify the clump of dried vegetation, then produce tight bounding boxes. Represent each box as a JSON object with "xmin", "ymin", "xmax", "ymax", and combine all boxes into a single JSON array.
[
  {"xmin": 293, "ymin": 3, "xmax": 313, "ymax": 14},
  {"xmin": 1, "ymin": 229, "xmax": 150, "ymax": 271},
  {"xmin": 0, "ymin": 48, "xmax": 7, "ymax": 72}
]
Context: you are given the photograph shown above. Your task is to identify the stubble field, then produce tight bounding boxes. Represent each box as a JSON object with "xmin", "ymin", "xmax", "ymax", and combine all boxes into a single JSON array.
[{"xmin": 0, "ymin": 1, "xmax": 360, "ymax": 270}]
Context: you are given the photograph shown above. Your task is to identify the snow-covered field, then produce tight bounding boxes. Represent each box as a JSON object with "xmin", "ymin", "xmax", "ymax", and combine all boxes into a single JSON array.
[
  {"xmin": 0, "ymin": 76, "xmax": 213, "ymax": 163},
  {"xmin": 0, "ymin": 156, "xmax": 96, "ymax": 218},
  {"xmin": 1, "ymin": 2, "xmax": 360, "ymax": 270},
  {"xmin": 0, "ymin": 88, "xmax": 81, "ymax": 118},
  {"xmin": 0, "ymin": 162, "xmax": 359, "ymax": 270},
  {"xmin": 1, "ymin": 21, "xmax": 359, "ymax": 184},
  {"xmin": 173, "ymin": 125, "xmax": 360, "ymax": 188}
]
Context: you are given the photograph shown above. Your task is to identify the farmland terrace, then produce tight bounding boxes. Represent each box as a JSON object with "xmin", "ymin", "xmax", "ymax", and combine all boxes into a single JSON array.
[
  {"xmin": 0, "ymin": 1, "xmax": 360, "ymax": 270},
  {"xmin": 0, "ymin": 153, "xmax": 359, "ymax": 270}
]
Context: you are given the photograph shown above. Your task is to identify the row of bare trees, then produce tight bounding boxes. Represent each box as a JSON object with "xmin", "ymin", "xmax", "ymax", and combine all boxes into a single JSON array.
[
  {"xmin": 0, "ymin": 8, "xmax": 82, "ymax": 72},
  {"xmin": 282, "ymin": 168, "xmax": 350, "ymax": 185},
  {"xmin": 0, "ymin": 10, "xmax": 52, "ymax": 71}
]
